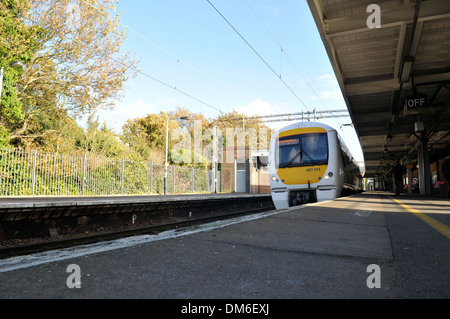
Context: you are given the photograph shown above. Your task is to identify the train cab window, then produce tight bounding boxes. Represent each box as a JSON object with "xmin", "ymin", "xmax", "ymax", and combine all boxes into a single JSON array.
[
  {"xmin": 278, "ymin": 138, "xmax": 301, "ymax": 167},
  {"xmin": 303, "ymin": 134, "xmax": 328, "ymax": 164},
  {"xmin": 276, "ymin": 133, "xmax": 328, "ymax": 168}
]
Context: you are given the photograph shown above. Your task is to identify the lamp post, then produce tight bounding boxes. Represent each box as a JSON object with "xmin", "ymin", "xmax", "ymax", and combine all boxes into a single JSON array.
[
  {"xmin": 164, "ymin": 116, "xmax": 189, "ymax": 195},
  {"xmin": 0, "ymin": 61, "xmax": 26, "ymax": 103}
]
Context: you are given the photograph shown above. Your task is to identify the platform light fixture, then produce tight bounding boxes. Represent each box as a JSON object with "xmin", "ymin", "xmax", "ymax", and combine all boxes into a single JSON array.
[
  {"xmin": 8, "ymin": 61, "xmax": 25, "ymax": 70},
  {"xmin": 399, "ymin": 55, "xmax": 415, "ymax": 83}
]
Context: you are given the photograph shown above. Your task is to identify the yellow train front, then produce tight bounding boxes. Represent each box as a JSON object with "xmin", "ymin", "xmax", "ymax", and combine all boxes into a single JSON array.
[{"xmin": 269, "ymin": 122, "xmax": 362, "ymax": 210}]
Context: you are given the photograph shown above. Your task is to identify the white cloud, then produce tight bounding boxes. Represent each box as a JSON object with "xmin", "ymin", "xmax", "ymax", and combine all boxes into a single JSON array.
[
  {"xmin": 314, "ymin": 73, "xmax": 343, "ymax": 101},
  {"xmin": 233, "ymin": 99, "xmax": 275, "ymax": 117},
  {"xmin": 262, "ymin": 5, "xmax": 281, "ymax": 15},
  {"xmin": 320, "ymin": 89, "xmax": 343, "ymax": 100},
  {"xmin": 317, "ymin": 73, "xmax": 336, "ymax": 84},
  {"xmin": 97, "ymin": 99, "xmax": 155, "ymax": 132}
]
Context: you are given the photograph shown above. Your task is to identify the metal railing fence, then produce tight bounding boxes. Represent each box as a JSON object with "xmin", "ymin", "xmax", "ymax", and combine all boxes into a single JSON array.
[{"xmin": 0, "ymin": 148, "xmax": 215, "ymax": 196}]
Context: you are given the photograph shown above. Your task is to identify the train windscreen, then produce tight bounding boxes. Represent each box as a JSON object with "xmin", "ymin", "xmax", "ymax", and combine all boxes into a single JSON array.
[{"xmin": 276, "ymin": 133, "xmax": 328, "ymax": 169}]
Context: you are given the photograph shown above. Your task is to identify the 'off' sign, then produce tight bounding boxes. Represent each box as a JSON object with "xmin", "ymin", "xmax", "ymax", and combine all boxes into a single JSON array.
[{"xmin": 406, "ymin": 94, "xmax": 427, "ymax": 109}]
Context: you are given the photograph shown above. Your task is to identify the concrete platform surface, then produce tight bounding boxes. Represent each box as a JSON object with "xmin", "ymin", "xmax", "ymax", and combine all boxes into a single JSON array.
[
  {"xmin": 0, "ymin": 192, "xmax": 449, "ymax": 300},
  {"xmin": 0, "ymin": 193, "xmax": 270, "ymax": 208}
]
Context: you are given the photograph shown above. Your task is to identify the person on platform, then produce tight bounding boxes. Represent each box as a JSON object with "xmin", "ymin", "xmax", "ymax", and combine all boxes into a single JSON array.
[{"xmin": 443, "ymin": 155, "xmax": 450, "ymax": 198}]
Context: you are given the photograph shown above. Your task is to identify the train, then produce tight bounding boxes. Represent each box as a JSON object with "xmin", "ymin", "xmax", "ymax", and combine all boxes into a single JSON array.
[{"xmin": 269, "ymin": 121, "xmax": 363, "ymax": 210}]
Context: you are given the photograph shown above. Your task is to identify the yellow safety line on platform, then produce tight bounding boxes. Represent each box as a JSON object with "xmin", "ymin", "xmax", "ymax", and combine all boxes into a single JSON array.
[{"xmin": 389, "ymin": 197, "xmax": 450, "ymax": 240}]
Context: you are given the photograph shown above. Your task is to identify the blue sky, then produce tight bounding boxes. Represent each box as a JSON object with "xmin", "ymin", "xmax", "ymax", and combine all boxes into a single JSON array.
[{"xmin": 93, "ymin": 0, "xmax": 364, "ymax": 163}]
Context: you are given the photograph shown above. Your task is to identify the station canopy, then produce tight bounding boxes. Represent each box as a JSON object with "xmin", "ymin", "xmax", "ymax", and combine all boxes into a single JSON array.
[{"xmin": 308, "ymin": 0, "xmax": 450, "ymax": 178}]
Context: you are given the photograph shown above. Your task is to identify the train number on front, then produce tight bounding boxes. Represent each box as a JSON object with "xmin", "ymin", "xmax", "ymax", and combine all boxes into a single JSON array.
[{"xmin": 306, "ymin": 168, "xmax": 321, "ymax": 172}]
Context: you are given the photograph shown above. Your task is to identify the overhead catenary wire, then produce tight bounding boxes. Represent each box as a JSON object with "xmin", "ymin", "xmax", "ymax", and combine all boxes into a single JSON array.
[
  {"xmin": 111, "ymin": 56, "xmax": 224, "ymax": 114},
  {"xmin": 80, "ymin": 0, "xmax": 224, "ymax": 115},
  {"xmin": 243, "ymin": 0, "xmax": 349, "ymax": 125},
  {"xmin": 81, "ymin": 0, "xmax": 345, "ymax": 125},
  {"xmin": 121, "ymin": 24, "xmax": 222, "ymax": 87},
  {"xmin": 244, "ymin": 0, "xmax": 326, "ymax": 108},
  {"xmin": 215, "ymin": 109, "xmax": 349, "ymax": 125},
  {"xmin": 206, "ymin": 0, "xmax": 311, "ymax": 112},
  {"xmin": 80, "ymin": 0, "xmax": 225, "ymax": 96}
]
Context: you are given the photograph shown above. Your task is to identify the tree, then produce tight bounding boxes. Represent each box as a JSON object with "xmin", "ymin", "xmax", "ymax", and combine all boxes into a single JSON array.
[
  {"xmin": 81, "ymin": 113, "xmax": 128, "ymax": 158},
  {"xmin": 0, "ymin": 0, "xmax": 39, "ymax": 63},
  {"xmin": 9, "ymin": 0, "xmax": 138, "ymax": 145},
  {"xmin": 167, "ymin": 106, "xmax": 209, "ymax": 132},
  {"xmin": 0, "ymin": 0, "xmax": 42, "ymax": 146},
  {"xmin": 213, "ymin": 110, "xmax": 271, "ymax": 151},
  {"xmin": 122, "ymin": 113, "xmax": 167, "ymax": 151},
  {"xmin": 167, "ymin": 107, "xmax": 210, "ymax": 166},
  {"xmin": 122, "ymin": 107, "xmax": 212, "ymax": 165}
]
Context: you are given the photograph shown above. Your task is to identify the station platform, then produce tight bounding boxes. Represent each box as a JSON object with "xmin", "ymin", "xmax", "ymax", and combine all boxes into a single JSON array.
[
  {"xmin": 0, "ymin": 191, "xmax": 449, "ymax": 301},
  {"xmin": 0, "ymin": 193, "xmax": 271, "ymax": 207},
  {"xmin": 0, "ymin": 193, "xmax": 274, "ymax": 240}
]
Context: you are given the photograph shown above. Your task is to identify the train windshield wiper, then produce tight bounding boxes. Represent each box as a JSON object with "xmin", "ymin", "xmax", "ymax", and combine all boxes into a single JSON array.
[
  {"xmin": 280, "ymin": 149, "xmax": 319, "ymax": 168},
  {"xmin": 302, "ymin": 150, "xmax": 320, "ymax": 166},
  {"xmin": 280, "ymin": 151, "xmax": 301, "ymax": 168}
]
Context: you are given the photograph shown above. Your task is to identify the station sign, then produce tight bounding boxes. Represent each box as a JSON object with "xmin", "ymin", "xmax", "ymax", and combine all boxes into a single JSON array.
[{"xmin": 406, "ymin": 94, "xmax": 427, "ymax": 109}]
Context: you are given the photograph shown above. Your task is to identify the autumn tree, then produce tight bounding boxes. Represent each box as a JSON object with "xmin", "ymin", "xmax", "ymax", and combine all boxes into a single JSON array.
[
  {"xmin": 2, "ymin": 0, "xmax": 137, "ymax": 147},
  {"xmin": 167, "ymin": 106, "xmax": 209, "ymax": 132},
  {"xmin": 213, "ymin": 110, "xmax": 272, "ymax": 151},
  {"xmin": 0, "ymin": 0, "xmax": 41, "ymax": 146},
  {"xmin": 81, "ymin": 114, "xmax": 129, "ymax": 158},
  {"xmin": 122, "ymin": 107, "xmax": 212, "ymax": 165},
  {"xmin": 122, "ymin": 113, "xmax": 166, "ymax": 149},
  {"xmin": 167, "ymin": 107, "xmax": 211, "ymax": 166}
]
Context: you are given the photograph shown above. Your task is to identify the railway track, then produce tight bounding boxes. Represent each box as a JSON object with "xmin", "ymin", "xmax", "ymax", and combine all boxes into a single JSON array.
[{"xmin": 0, "ymin": 207, "xmax": 272, "ymax": 259}]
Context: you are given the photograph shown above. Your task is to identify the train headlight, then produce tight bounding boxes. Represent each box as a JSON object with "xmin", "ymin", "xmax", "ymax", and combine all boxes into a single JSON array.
[
  {"xmin": 325, "ymin": 172, "xmax": 334, "ymax": 180},
  {"xmin": 271, "ymin": 176, "xmax": 277, "ymax": 182}
]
